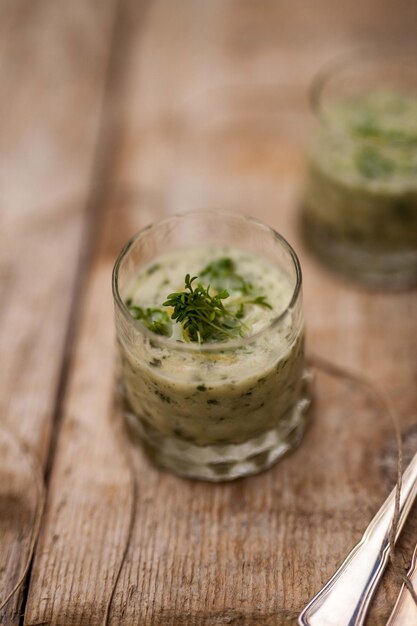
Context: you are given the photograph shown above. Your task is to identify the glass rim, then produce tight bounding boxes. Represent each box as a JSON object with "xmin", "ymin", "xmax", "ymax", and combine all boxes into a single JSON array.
[
  {"xmin": 309, "ymin": 44, "xmax": 417, "ymax": 136},
  {"xmin": 112, "ymin": 209, "xmax": 302, "ymax": 353}
]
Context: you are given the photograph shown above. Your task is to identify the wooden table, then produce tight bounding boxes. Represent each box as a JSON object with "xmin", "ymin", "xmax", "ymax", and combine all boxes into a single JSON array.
[{"xmin": 1, "ymin": 1, "xmax": 416, "ymax": 624}]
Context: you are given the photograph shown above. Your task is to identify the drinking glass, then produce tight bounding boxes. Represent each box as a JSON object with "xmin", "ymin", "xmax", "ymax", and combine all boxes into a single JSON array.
[
  {"xmin": 303, "ymin": 47, "xmax": 417, "ymax": 288},
  {"xmin": 113, "ymin": 210, "xmax": 310, "ymax": 480}
]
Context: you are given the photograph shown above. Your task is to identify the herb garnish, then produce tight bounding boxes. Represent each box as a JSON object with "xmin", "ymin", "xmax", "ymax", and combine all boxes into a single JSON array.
[
  {"xmin": 200, "ymin": 257, "xmax": 272, "ymax": 318},
  {"xmin": 353, "ymin": 119, "xmax": 417, "ymax": 147},
  {"xmin": 163, "ymin": 274, "xmax": 242, "ymax": 343},
  {"xmin": 200, "ymin": 257, "xmax": 250, "ymax": 293},
  {"xmin": 355, "ymin": 146, "xmax": 395, "ymax": 180},
  {"xmin": 126, "ymin": 300, "xmax": 172, "ymax": 337},
  {"xmin": 127, "ymin": 257, "xmax": 272, "ymax": 343}
]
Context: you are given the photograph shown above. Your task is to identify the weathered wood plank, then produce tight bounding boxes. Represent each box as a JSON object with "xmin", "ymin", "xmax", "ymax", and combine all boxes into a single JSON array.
[
  {"xmin": 0, "ymin": 1, "xmax": 117, "ymax": 623},
  {"xmin": 23, "ymin": 189, "xmax": 159, "ymax": 626},
  {"xmin": 24, "ymin": 1, "xmax": 417, "ymax": 624}
]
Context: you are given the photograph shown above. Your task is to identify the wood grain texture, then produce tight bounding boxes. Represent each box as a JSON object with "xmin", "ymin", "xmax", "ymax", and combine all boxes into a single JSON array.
[
  {"xmin": 10, "ymin": 0, "xmax": 417, "ymax": 624},
  {"xmin": 0, "ymin": 1, "xmax": 117, "ymax": 624}
]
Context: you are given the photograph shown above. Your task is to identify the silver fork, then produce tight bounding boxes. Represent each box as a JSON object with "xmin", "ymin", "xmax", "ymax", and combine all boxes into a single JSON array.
[
  {"xmin": 386, "ymin": 542, "xmax": 417, "ymax": 625},
  {"xmin": 298, "ymin": 451, "xmax": 417, "ymax": 626}
]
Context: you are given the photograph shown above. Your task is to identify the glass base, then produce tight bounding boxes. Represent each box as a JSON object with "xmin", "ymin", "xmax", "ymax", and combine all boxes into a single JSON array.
[
  {"xmin": 301, "ymin": 212, "xmax": 417, "ymax": 290},
  {"xmin": 124, "ymin": 376, "xmax": 312, "ymax": 482}
]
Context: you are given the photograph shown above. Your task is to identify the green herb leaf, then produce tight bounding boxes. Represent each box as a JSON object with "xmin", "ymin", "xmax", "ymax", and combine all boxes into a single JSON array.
[
  {"xmin": 355, "ymin": 146, "xmax": 395, "ymax": 180},
  {"xmin": 128, "ymin": 257, "xmax": 273, "ymax": 344},
  {"xmin": 353, "ymin": 119, "xmax": 417, "ymax": 147},
  {"xmin": 126, "ymin": 303, "xmax": 172, "ymax": 337},
  {"xmin": 200, "ymin": 257, "xmax": 251, "ymax": 293},
  {"xmin": 200, "ymin": 256, "xmax": 272, "ymax": 317},
  {"xmin": 249, "ymin": 295, "xmax": 273, "ymax": 309},
  {"xmin": 163, "ymin": 274, "xmax": 242, "ymax": 343}
]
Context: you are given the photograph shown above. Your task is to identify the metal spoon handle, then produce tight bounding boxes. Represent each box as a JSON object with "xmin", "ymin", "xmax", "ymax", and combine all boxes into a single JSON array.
[
  {"xmin": 386, "ymin": 543, "xmax": 417, "ymax": 626},
  {"xmin": 298, "ymin": 451, "xmax": 417, "ymax": 626}
]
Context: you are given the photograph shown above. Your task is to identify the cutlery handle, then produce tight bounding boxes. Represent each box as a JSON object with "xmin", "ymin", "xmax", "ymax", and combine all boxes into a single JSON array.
[
  {"xmin": 386, "ymin": 544, "xmax": 417, "ymax": 626},
  {"xmin": 299, "ymin": 451, "xmax": 417, "ymax": 626}
]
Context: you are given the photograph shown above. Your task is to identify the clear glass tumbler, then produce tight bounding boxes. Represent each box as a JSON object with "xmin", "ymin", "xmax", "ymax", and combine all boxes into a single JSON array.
[
  {"xmin": 303, "ymin": 47, "xmax": 417, "ymax": 288},
  {"xmin": 112, "ymin": 211, "xmax": 310, "ymax": 481}
]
